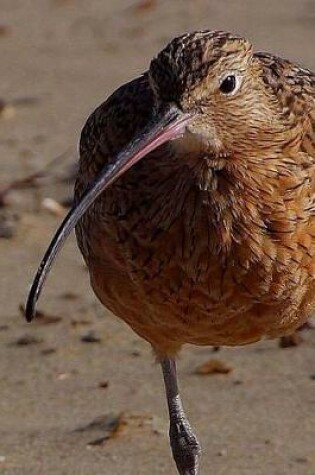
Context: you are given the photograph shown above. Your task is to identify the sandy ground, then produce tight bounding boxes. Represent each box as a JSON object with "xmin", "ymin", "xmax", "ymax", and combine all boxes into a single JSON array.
[{"xmin": 0, "ymin": 1, "xmax": 314, "ymax": 474}]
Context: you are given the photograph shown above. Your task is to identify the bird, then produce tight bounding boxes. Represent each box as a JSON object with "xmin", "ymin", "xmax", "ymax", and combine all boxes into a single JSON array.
[{"xmin": 26, "ymin": 30, "xmax": 314, "ymax": 475}]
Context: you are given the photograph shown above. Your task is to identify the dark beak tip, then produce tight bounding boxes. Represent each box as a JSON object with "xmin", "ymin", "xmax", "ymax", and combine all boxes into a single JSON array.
[
  {"xmin": 25, "ymin": 305, "xmax": 34, "ymax": 323},
  {"xmin": 25, "ymin": 291, "xmax": 36, "ymax": 323}
]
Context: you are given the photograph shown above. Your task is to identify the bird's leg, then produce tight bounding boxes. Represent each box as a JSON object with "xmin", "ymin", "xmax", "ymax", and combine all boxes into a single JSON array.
[{"xmin": 161, "ymin": 357, "xmax": 201, "ymax": 475}]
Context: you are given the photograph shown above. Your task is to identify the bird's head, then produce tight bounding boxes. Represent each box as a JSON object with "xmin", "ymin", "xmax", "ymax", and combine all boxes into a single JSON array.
[{"xmin": 149, "ymin": 30, "xmax": 285, "ymax": 167}]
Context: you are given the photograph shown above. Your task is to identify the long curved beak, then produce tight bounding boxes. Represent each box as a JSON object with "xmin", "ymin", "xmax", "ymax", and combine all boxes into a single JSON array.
[{"xmin": 25, "ymin": 105, "xmax": 191, "ymax": 322}]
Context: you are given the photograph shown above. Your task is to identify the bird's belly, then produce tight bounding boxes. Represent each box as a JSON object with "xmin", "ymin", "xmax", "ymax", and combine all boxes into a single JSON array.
[{"xmin": 84, "ymin": 217, "xmax": 313, "ymax": 356}]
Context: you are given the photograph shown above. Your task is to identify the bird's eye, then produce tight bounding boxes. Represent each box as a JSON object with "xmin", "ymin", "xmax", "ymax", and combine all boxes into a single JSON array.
[{"xmin": 219, "ymin": 74, "xmax": 238, "ymax": 94}]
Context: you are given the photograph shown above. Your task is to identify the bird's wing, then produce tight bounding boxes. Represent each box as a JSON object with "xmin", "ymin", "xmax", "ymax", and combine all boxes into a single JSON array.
[
  {"xmin": 255, "ymin": 53, "xmax": 315, "ymax": 281},
  {"xmin": 77, "ymin": 72, "xmax": 154, "ymax": 193}
]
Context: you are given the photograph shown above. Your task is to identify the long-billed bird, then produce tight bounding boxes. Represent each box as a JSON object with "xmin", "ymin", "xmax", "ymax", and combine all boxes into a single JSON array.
[{"xmin": 26, "ymin": 31, "xmax": 315, "ymax": 474}]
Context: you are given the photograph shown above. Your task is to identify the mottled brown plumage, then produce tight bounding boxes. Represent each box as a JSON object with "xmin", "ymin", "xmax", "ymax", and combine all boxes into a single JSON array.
[
  {"xmin": 75, "ymin": 31, "xmax": 314, "ymax": 357},
  {"xmin": 26, "ymin": 30, "xmax": 315, "ymax": 475}
]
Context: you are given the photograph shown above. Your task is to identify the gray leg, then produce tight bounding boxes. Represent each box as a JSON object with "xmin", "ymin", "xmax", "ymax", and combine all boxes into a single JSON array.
[{"xmin": 161, "ymin": 358, "xmax": 201, "ymax": 475}]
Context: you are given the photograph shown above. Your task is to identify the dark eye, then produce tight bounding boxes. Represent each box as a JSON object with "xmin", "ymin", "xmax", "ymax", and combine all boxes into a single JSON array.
[{"xmin": 219, "ymin": 75, "xmax": 237, "ymax": 94}]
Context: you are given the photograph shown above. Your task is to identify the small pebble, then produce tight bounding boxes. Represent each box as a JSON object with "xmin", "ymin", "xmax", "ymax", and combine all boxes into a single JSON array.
[
  {"xmin": 80, "ymin": 331, "xmax": 102, "ymax": 343},
  {"xmin": 217, "ymin": 448, "xmax": 228, "ymax": 457},
  {"xmin": 294, "ymin": 456, "xmax": 309, "ymax": 464},
  {"xmin": 130, "ymin": 0, "xmax": 157, "ymax": 13},
  {"xmin": 0, "ymin": 101, "xmax": 15, "ymax": 120},
  {"xmin": 71, "ymin": 318, "xmax": 91, "ymax": 327},
  {"xmin": 194, "ymin": 358, "xmax": 232, "ymax": 375},
  {"xmin": 0, "ymin": 24, "xmax": 11, "ymax": 36},
  {"xmin": 41, "ymin": 348, "xmax": 56, "ymax": 356},
  {"xmin": 60, "ymin": 291, "xmax": 79, "ymax": 300},
  {"xmin": 0, "ymin": 210, "xmax": 19, "ymax": 239},
  {"xmin": 56, "ymin": 373, "xmax": 70, "ymax": 381},
  {"xmin": 279, "ymin": 333, "xmax": 304, "ymax": 348},
  {"xmin": 13, "ymin": 335, "xmax": 42, "ymax": 346},
  {"xmin": 41, "ymin": 197, "xmax": 66, "ymax": 217}
]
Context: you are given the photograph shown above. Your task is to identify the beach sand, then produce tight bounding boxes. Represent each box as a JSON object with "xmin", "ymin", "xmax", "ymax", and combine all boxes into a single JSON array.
[{"xmin": 0, "ymin": 1, "xmax": 314, "ymax": 473}]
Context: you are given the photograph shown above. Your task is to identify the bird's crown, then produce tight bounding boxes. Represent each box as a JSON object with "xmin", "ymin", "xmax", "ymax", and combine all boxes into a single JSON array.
[{"xmin": 149, "ymin": 30, "xmax": 252, "ymax": 103}]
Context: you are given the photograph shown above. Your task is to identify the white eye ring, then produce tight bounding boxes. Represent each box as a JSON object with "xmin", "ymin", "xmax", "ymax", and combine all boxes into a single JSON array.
[{"xmin": 218, "ymin": 72, "xmax": 242, "ymax": 95}]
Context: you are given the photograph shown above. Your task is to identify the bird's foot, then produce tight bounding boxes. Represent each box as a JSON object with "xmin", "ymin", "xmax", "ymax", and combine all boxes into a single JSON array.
[{"xmin": 169, "ymin": 414, "xmax": 201, "ymax": 475}]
